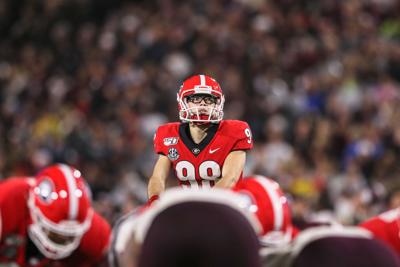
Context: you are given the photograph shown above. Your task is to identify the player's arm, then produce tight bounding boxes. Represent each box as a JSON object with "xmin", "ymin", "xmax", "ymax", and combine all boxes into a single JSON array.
[
  {"xmin": 147, "ymin": 155, "xmax": 171, "ymax": 199},
  {"xmin": 214, "ymin": 150, "xmax": 246, "ymax": 189}
]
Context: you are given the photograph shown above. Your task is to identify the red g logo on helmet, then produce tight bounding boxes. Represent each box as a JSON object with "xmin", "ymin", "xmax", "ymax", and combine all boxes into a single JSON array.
[
  {"xmin": 233, "ymin": 175, "xmax": 293, "ymax": 246},
  {"xmin": 28, "ymin": 164, "xmax": 93, "ymax": 259},
  {"xmin": 177, "ymin": 74, "xmax": 225, "ymax": 123}
]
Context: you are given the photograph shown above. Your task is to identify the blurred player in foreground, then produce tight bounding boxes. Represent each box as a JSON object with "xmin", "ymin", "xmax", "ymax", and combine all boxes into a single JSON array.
[
  {"xmin": 359, "ymin": 207, "xmax": 400, "ymax": 256},
  {"xmin": 110, "ymin": 188, "xmax": 262, "ymax": 267},
  {"xmin": 233, "ymin": 175, "xmax": 297, "ymax": 247},
  {"xmin": 0, "ymin": 164, "xmax": 111, "ymax": 267}
]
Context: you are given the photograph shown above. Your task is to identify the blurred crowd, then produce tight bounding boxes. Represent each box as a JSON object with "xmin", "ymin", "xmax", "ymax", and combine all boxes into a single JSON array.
[{"xmin": 1, "ymin": 0, "xmax": 400, "ymax": 225}]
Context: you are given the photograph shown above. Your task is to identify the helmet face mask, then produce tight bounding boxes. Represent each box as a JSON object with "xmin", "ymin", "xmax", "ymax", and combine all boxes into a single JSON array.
[
  {"xmin": 28, "ymin": 164, "xmax": 93, "ymax": 259},
  {"xmin": 177, "ymin": 75, "xmax": 225, "ymax": 123},
  {"xmin": 28, "ymin": 220, "xmax": 82, "ymax": 259}
]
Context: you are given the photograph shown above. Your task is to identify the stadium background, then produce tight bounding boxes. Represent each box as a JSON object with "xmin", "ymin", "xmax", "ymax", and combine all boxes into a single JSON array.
[{"xmin": 1, "ymin": 0, "xmax": 400, "ymax": 226}]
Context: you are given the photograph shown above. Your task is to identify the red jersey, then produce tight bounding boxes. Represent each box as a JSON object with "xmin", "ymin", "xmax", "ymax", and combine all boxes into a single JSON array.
[
  {"xmin": 154, "ymin": 120, "xmax": 253, "ymax": 188},
  {"xmin": 0, "ymin": 178, "xmax": 111, "ymax": 267},
  {"xmin": 359, "ymin": 208, "xmax": 400, "ymax": 255}
]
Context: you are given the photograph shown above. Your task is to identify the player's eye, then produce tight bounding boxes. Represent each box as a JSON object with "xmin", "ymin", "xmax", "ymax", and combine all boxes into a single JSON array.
[
  {"xmin": 187, "ymin": 95, "xmax": 203, "ymax": 103},
  {"xmin": 187, "ymin": 95, "xmax": 217, "ymax": 104},
  {"xmin": 203, "ymin": 96, "xmax": 218, "ymax": 104}
]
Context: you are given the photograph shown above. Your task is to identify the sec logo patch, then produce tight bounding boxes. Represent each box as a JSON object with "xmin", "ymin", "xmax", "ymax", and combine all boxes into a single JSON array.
[{"xmin": 168, "ymin": 148, "xmax": 179, "ymax": 161}]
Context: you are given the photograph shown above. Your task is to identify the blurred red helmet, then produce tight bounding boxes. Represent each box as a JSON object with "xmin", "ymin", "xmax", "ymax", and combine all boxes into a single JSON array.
[
  {"xmin": 233, "ymin": 175, "xmax": 293, "ymax": 246},
  {"xmin": 28, "ymin": 164, "xmax": 93, "ymax": 259},
  {"xmin": 177, "ymin": 74, "xmax": 225, "ymax": 123}
]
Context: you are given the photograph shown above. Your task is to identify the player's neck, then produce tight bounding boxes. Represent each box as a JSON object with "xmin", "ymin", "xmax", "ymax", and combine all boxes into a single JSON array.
[{"xmin": 189, "ymin": 122, "xmax": 211, "ymax": 144}]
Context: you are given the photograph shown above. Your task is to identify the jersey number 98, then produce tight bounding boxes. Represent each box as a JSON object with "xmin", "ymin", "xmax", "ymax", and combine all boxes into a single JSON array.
[{"xmin": 175, "ymin": 160, "xmax": 221, "ymax": 188}]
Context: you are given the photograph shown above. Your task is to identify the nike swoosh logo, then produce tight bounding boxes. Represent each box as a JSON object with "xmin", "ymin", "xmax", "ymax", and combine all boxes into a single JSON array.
[{"xmin": 209, "ymin": 148, "xmax": 220, "ymax": 154}]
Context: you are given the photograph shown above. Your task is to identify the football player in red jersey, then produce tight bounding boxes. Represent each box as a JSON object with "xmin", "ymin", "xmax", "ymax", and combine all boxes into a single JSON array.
[
  {"xmin": 359, "ymin": 208, "xmax": 400, "ymax": 256},
  {"xmin": 0, "ymin": 164, "xmax": 111, "ymax": 267},
  {"xmin": 147, "ymin": 74, "xmax": 253, "ymax": 201}
]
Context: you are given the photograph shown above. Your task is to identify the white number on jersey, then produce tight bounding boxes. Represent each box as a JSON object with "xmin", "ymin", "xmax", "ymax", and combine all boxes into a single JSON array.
[
  {"xmin": 175, "ymin": 160, "xmax": 221, "ymax": 189},
  {"xmin": 245, "ymin": 128, "xmax": 252, "ymax": 144}
]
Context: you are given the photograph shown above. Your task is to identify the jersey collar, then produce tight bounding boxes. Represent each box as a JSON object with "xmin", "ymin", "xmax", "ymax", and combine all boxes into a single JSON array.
[{"xmin": 179, "ymin": 123, "xmax": 219, "ymax": 156}]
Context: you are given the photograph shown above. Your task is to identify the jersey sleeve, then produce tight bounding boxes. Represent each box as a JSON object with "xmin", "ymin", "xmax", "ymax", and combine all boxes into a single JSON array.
[
  {"xmin": 153, "ymin": 126, "xmax": 166, "ymax": 155},
  {"xmin": 153, "ymin": 124, "xmax": 180, "ymax": 156},
  {"xmin": 360, "ymin": 209, "xmax": 399, "ymax": 235},
  {"xmin": 0, "ymin": 178, "xmax": 31, "ymax": 241},
  {"xmin": 78, "ymin": 212, "xmax": 112, "ymax": 265},
  {"xmin": 359, "ymin": 217, "xmax": 386, "ymax": 238},
  {"xmin": 231, "ymin": 121, "xmax": 253, "ymax": 151},
  {"xmin": 359, "ymin": 209, "xmax": 400, "ymax": 255}
]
